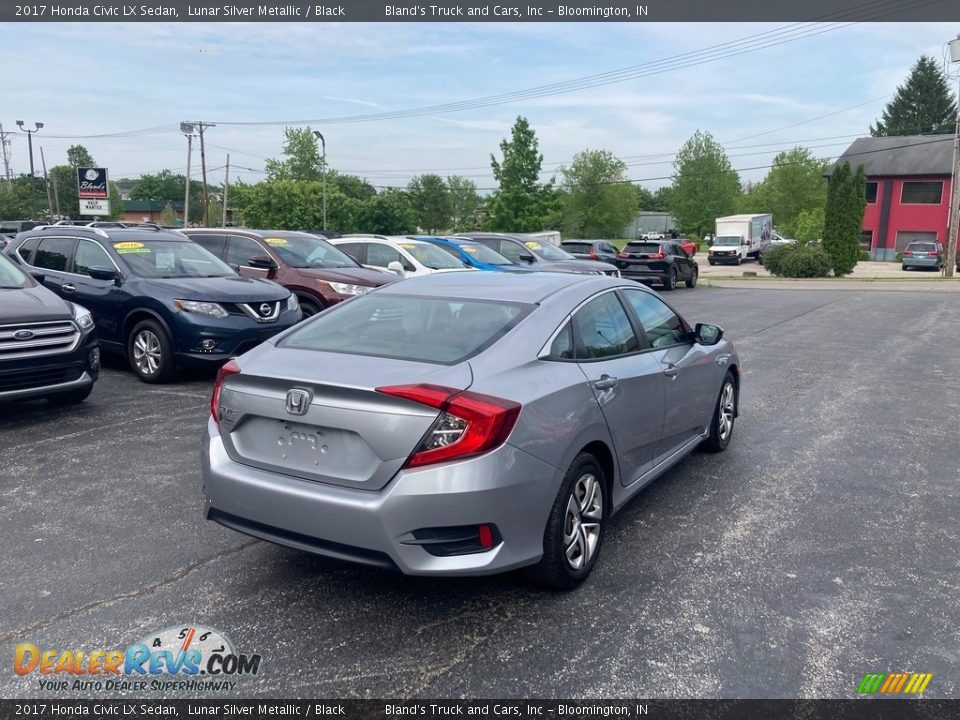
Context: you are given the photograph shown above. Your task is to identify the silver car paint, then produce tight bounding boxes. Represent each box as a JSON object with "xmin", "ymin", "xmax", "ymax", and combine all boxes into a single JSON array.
[{"xmin": 202, "ymin": 272, "xmax": 739, "ymax": 575}]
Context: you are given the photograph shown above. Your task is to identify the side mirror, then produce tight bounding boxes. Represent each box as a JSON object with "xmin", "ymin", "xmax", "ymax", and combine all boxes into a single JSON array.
[
  {"xmin": 248, "ymin": 255, "xmax": 278, "ymax": 270},
  {"xmin": 88, "ymin": 265, "xmax": 120, "ymax": 283},
  {"xmin": 695, "ymin": 323, "xmax": 724, "ymax": 346},
  {"xmin": 387, "ymin": 260, "xmax": 406, "ymax": 277},
  {"xmin": 519, "ymin": 253, "xmax": 535, "ymax": 263}
]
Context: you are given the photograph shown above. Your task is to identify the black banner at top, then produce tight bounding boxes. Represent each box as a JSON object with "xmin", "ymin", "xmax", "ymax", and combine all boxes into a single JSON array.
[{"xmin": 4, "ymin": 0, "xmax": 960, "ymax": 22}]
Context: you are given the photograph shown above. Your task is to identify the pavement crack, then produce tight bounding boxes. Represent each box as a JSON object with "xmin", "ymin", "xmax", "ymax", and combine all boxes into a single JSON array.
[
  {"xmin": 0, "ymin": 540, "xmax": 259, "ymax": 644},
  {"xmin": 742, "ymin": 298, "xmax": 845, "ymax": 339}
]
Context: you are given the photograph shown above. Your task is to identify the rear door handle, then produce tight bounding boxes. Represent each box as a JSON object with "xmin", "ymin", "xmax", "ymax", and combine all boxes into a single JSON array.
[
  {"xmin": 591, "ymin": 375, "xmax": 618, "ymax": 390},
  {"xmin": 663, "ymin": 365, "xmax": 680, "ymax": 379},
  {"xmin": 61, "ymin": 283, "xmax": 76, "ymax": 293}
]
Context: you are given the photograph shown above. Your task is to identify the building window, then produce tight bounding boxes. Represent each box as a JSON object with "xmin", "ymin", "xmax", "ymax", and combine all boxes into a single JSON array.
[
  {"xmin": 900, "ymin": 181, "xmax": 943, "ymax": 204},
  {"xmin": 865, "ymin": 182, "xmax": 878, "ymax": 204},
  {"xmin": 860, "ymin": 230, "xmax": 873, "ymax": 250}
]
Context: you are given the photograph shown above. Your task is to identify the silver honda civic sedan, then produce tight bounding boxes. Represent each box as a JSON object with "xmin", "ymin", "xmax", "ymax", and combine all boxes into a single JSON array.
[{"xmin": 202, "ymin": 272, "xmax": 740, "ymax": 589}]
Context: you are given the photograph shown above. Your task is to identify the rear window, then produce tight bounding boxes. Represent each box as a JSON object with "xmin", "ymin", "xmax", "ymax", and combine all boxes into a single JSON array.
[
  {"xmin": 561, "ymin": 242, "xmax": 592, "ymax": 253},
  {"xmin": 281, "ymin": 295, "xmax": 532, "ymax": 364},
  {"xmin": 625, "ymin": 243, "xmax": 663, "ymax": 253},
  {"xmin": 906, "ymin": 242, "xmax": 936, "ymax": 252}
]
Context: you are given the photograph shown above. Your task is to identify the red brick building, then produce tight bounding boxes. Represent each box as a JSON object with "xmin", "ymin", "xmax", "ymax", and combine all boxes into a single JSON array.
[{"xmin": 833, "ymin": 134, "xmax": 954, "ymax": 261}]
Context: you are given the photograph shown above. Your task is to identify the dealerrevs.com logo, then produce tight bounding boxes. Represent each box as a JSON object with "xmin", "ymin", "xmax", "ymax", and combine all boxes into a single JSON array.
[{"xmin": 14, "ymin": 625, "xmax": 261, "ymax": 693}]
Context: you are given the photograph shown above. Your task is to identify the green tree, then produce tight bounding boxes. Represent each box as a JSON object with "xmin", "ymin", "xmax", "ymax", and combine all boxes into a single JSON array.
[
  {"xmin": 487, "ymin": 116, "xmax": 550, "ymax": 231},
  {"xmin": 328, "ymin": 171, "xmax": 377, "ymax": 200},
  {"xmin": 634, "ymin": 186, "xmax": 656, "ymax": 211},
  {"xmin": 669, "ymin": 130, "xmax": 741, "ymax": 237},
  {"xmin": 560, "ymin": 149, "xmax": 637, "ymax": 237},
  {"xmin": 360, "ymin": 189, "xmax": 416, "ymax": 235},
  {"xmin": 794, "ymin": 208, "xmax": 825, "ymax": 242},
  {"xmin": 0, "ymin": 176, "xmax": 37, "ymax": 219},
  {"xmin": 66, "ymin": 145, "xmax": 95, "ymax": 168},
  {"xmin": 159, "ymin": 202, "xmax": 178, "ymax": 226},
  {"xmin": 107, "ymin": 182, "xmax": 123, "ymax": 220},
  {"xmin": 265, "ymin": 127, "xmax": 325, "ymax": 181},
  {"xmin": 447, "ymin": 175, "xmax": 482, "ymax": 232},
  {"xmin": 822, "ymin": 162, "xmax": 866, "ymax": 276},
  {"xmin": 739, "ymin": 147, "xmax": 829, "ymax": 237},
  {"xmin": 407, "ymin": 174, "xmax": 451, "ymax": 233},
  {"xmin": 131, "ymin": 170, "xmax": 204, "ymax": 223},
  {"xmin": 871, "ymin": 55, "xmax": 958, "ymax": 136}
]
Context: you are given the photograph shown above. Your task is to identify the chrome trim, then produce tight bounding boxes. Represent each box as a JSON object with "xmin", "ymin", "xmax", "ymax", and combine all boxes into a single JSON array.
[
  {"xmin": 238, "ymin": 301, "xmax": 281, "ymax": 323},
  {"xmin": 0, "ymin": 320, "xmax": 81, "ymax": 360}
]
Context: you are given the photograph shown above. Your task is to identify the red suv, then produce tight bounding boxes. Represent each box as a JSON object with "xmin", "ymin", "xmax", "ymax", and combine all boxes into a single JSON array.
[{"xmin": 183, "ymin": 229, "xmax": 396, "ymax": 316}]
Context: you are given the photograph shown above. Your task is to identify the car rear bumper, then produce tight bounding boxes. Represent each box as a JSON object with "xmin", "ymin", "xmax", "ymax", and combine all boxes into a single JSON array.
[
  {"xmin": 201, "ymin": 418, "xmax": 559, "ymax": 576},
  {"xmin": 902, "ymin": 257, "xmax": 941, "ymax": 269}
]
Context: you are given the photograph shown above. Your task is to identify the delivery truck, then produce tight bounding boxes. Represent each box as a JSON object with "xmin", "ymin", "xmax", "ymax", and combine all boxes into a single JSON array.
[{"xmin": 707, "ymin": 214, "xmax": 773, "ymax": 265}]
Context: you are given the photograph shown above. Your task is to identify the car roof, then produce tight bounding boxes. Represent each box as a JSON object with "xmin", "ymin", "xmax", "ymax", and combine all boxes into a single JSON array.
[
  {"xmin": 17, "ymin": 225, "xmax": 191, "ymax": 243},
  {"xmin": 334, "ymin": 236, "xmax": 432, "ymax": 248},
  {"xmin": 374, "ymin": 266, "xmax": 621, "ymax": 303},
  {"xmin": 184, "ymin": 228, "xmax": 324, "ymax": 239}
]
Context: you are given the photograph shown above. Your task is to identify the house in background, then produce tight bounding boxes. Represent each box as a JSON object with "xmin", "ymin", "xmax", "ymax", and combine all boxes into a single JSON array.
[
  {"xmin": 120, "ymin": 199, "xmax": 234, "ymax": 226},
  {"xmin": 832, "ymin": 135, "xmax": 954, "ymax": 261}
]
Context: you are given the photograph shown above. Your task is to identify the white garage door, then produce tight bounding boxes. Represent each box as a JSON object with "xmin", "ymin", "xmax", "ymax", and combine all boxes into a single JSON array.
[{"xmin": 895, "ymin": 231, "xmax": 938, "ymax": 252}]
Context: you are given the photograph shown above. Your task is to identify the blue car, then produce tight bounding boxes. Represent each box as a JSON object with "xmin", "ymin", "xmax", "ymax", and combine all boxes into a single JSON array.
[
  {"xmin": 413, "ymin": 236, "xmax": 537, "ymax": 273},
  {"xmin": 4, "ymin": 225, "xmax": 301, "ymax": 383}
]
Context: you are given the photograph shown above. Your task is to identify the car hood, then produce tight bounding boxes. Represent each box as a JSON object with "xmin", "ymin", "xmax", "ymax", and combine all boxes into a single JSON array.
[
  {"xmin": 0, "ymin": 284, "xmax": 72, "ymax": 324},
  {"xmin": 290, "ymin": 266, "xmax": 396, "ymax": 287},
  {"xmin": 540, "ymin": 259, "xmax": 618, "ymax": 273},
  {"xmin": 140, "ymin": 275, "xmax": 289, "ymax": 301}
]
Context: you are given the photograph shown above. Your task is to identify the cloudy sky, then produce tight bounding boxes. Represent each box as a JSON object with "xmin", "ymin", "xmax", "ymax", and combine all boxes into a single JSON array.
[{"xmin": 3, "ymin": 21, "xmax": 958, "ymax": 191}]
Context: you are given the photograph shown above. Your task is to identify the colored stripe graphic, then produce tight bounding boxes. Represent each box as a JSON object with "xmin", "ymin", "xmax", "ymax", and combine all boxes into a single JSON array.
[
  {"xmin": 858, "ymin": 674, "xmax": 885, "ymax": 693},
  {"xmin": 858, "ymin": 672, "xmax": 932, "ymax": 694}
]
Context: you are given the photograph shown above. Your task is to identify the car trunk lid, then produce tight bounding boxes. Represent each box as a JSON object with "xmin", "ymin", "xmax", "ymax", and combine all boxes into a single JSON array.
[{"xmin": 217, "ymin": 349, "xmax": 472, "ymax": 490}]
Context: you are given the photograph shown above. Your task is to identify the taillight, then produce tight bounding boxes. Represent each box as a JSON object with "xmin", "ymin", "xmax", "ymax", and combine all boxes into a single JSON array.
[
  {"xmin": 903, "ymin": 250, "xmax": 913, "ymax": 256},
  {"xmin": 929, "ymin": 250, "xmax": 939, "ymax": 256},
  {"xmin": 211, "ymin": 360, "xmax": 240, "ymax": 426},
  {"xmin": 618, "ymin": 251, "xmax": 629, "ymax": 258},
  {"xmin": 376, "ymin": 384, "xmax": 521, "ymax": 468},
  {"xmin": 655, "ymin": 250, "xmax": 665, "ymax": 259},
  {"xmin": 589, "ymin": 246, "xmax": 598, "ymax": 259}
]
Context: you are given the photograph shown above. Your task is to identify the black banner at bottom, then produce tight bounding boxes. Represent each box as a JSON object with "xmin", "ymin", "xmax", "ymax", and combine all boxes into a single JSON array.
[{"xmin": 1, "ymin": 700, "xmax": 959, "ymax": 720}]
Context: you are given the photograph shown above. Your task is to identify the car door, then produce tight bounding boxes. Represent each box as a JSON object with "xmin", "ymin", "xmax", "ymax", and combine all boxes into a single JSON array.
[
  {"xmin": 30, "ymin": 236, "xmax": 77, "ymax": 297},
  {"xmin": 670, "ymin": 243, "xmax": 692, "ymax": 279},
  {"xmin": 69, "ymin": 238, "xmax": 127, "ymax": 344},
  {"xmin": 335, "ymin": 242, "xmax": 367, "ymax": 266},
  {"xmin": 572, "ymin": 290, "xmax": 666, "ymax": 485},
  {"xmin": 496, "ymin": 239, "xmax": 537, "ymax": 266},
  {"xmin": 620, "ymin": 288, "xmax": 718, "ymax": 460}
]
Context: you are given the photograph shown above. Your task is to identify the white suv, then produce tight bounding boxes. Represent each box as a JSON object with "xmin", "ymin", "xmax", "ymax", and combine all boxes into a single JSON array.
[{"xmin": 332, "ymin": 236, "xmax": 472, "ymax": 278}]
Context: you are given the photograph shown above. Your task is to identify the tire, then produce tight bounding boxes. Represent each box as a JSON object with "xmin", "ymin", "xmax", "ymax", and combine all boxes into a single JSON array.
[
  {"xmin": 902, "ymin": 265, "xmax": 909, "ymax": 271},
  {"xmin": 534, "ymin": 453, "xmax": 607, "ymax": 590},
  {"xmin": 686, "ymin": 267, "xmax": 698, "ymax": 289},
  {"xmin": 127, "ymin": 319, "xmax": 176, "ymax": 384},
  {"xmin": 299, "ymin": 298, "xmax": 322, "ymax": 318},
  {"xmin": 48, "ymin": 385, "xmax": 93, "ymax": 406},
  {"xmin": 662, "ymin": 267, "xmax": 677, "ymax": 291},
  {"xmin": 735, "ymin": 256, "xmax": 742, "ymax": 265},
  {"xmin": 708, "ymin": 258, "xmax": 715, "ymax": 266},
  {"xmin": 703, "ymin": 372, "xmax": 737, "ymax": 453}
]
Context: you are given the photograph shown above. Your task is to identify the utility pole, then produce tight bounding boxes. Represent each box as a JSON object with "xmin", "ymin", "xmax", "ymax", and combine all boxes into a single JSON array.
[
  {"xmin": 222, "ymin": 153, "xmax": 230, "ymax": 227},
  {"xmin": 180, "ymin": 123, "xmax": 195, "ymax": 228},
  {"xmin": 197, "ymin": 121, "xmax": 215, "ymax": 227},
  {"xmin": 40, "ymin": 147, "xmax": 55, "ymax": 222},
  {"xmin": 945, "ymin": 35, "xmax": 960, "ymax": 279},
  {"xmin": 16, "ymin": 121, "xmax": 43, "ymax": 219},
  {"xmin": 313, "ymin": 131, "xmax": 327, "ymax": 230},
  {"xmin": 0, "ymin": 123, "xmax": 12, "ymax": 190}
]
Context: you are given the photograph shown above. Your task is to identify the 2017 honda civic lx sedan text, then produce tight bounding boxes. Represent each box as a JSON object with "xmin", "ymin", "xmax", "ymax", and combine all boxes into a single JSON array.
[{"xmin": 202, "ymin": 272, "xmax": 740, "ymax": 589}]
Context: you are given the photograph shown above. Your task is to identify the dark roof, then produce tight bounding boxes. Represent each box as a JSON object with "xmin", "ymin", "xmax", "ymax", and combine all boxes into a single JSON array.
[{"xmin": 831, "ymin": 135, "xmax": 954, "ymax": 177}]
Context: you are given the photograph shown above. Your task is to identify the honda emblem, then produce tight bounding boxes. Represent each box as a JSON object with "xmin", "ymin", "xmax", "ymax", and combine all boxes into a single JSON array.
[{"xmin": 285, "ymin": 388, "xmax": 311, "ymax": 416}]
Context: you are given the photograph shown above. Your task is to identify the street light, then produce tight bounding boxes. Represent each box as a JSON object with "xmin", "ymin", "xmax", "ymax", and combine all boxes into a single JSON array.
[
  {"xmin": 180, "ymin": 122, "xmax": 195, "ymax": 228},
  {"xmin": 16, "ymin": 121, "xmax": 42, "ymax": 220},
  {"xmin": 313, "ymin": 130, "xmax": 327, "ymax": 231},
  {"xmin": 945, "ymin": 36, "xmax": 960, "ymax": 278}
]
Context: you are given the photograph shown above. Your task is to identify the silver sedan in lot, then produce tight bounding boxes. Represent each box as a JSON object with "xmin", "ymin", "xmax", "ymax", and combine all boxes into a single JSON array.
[{"xmin": 202, "ymin": 272, "xmax": 740, "ymax": 589}]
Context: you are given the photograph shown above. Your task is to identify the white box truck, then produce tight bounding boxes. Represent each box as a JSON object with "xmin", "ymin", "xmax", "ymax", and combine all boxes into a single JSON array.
[{"xmin": 708, "ymin": 214, "xmax": 773, "ymax": 265}]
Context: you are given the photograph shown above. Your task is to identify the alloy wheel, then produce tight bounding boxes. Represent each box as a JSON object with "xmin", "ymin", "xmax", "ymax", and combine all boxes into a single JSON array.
[
  {"xmin": 718, "ymin": 382, "xmax": 735, "ymax": 441},
  {"xmin": 563, "ymin": 473, "xmax": 603, "ymax": 570},
  {"xmin": 133, "ymin": 330, "xmax": 162, "ymax": 376}
]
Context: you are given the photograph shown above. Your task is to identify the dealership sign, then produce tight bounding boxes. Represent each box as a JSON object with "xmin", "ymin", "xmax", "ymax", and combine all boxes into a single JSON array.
[
  {"xmin": 77, "ymin": 167, "xmax": 109, "ymax": 199},
  {"xmin": 79, "ymin": 198, "xmax": 111, "ymax": 216}
]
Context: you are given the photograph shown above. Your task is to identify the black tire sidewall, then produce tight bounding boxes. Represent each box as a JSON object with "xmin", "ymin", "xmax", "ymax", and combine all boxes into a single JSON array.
[
  {"xmin": 127, "ymin": 319, "xmax": 175, "ymax": 384},
  {"xmin": 705, "ymin": 373, "xmax": 736, "ymax": 452},
  {"xmin": 536, "ymin": 453, "xmax": 607, "ymax": 590}
]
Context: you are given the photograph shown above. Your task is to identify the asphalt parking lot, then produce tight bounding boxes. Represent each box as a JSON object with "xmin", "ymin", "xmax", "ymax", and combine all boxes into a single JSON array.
[{"xmin": 2, "ymin": 286, "xmax": 958, "ymax": 699}]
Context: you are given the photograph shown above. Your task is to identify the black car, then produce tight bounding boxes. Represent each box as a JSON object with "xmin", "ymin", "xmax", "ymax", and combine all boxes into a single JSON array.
[
  {"xmin": 616, "ymin": 240, "xmax": 698, "ymax": 291},
  {"xmin": 559, "ymin": 239, "xmax": 621, "ymax": 265},
  {"xmin": 0, "ymin": 251, "xmax": 100, "ymax": 405},
  {"xmin": 459, "ymin": 233, "xmax": 620, "ymax": 276},
  {"xmin": 4, "ymin": 226, "xmax": 300, "ymax": 383}
]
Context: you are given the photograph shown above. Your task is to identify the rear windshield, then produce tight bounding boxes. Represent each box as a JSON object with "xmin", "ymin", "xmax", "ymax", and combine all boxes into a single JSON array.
[
  {"xmin": 281, "ymin": 295, "xmax": 532, "ymax": 364},
  {"xmin": 906, "ymin": 243, "xmax": 936, "ymax": 252},
  {"xmin": 625, "ymin": 243, "xmax": 663, "ymax": 253},
  {"xmin": 561, "ymin": 242, "xmax": 592, "ymax": 253}
]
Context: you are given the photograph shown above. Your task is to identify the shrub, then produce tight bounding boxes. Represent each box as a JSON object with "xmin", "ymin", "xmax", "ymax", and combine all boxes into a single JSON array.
[
  {"xmin": 896, "ymin": 252, "xmax": 904, "ymax": 263},
  {"xmin": 858, "ymin": 250, "xmax": 870, "ymax": 261},
  {"xmin": 765, "ymin": 243, "xmax": 832, "ymax": 278}
]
